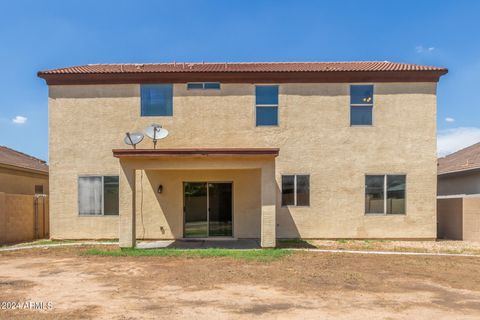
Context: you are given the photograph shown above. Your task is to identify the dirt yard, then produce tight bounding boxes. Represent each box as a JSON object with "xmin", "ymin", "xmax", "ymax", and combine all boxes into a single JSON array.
[{"xmin": 1, "ymin": 245, "xmax": 480, "ymax": 319}]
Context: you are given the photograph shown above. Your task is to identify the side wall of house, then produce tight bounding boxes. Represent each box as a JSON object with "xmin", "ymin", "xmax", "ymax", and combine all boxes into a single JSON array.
[
  {"xmin": 48, "ymin": 82, "xmax": 437, "ymax": 239},
  {"xmin": 438, "ymin": 172, "xmax": 480, "ymax": 196},
  {"xmin": 0, "ymin": 167, "xmax": 48, "ymax": 195}
]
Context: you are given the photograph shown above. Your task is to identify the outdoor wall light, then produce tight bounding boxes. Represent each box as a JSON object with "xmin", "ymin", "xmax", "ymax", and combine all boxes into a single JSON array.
[{"xmin": 157, "ymin": 185, "xmax": 163, "ymax": 194}]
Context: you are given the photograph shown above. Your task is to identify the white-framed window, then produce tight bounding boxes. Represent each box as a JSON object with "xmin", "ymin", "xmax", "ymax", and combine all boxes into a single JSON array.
[
  {"xmin": 255, "ymin": 85, "xmax": 279, "ymax": 126},
  {"xmin": 281, "ymin": 175, "xmax": 310, "ymax": 206},
  {"xmin": 187, "ymin": 82, "xmax": 221, "ymax": 90},
  {"xmin": 350, "ymin": 85, "xmax": 374, "ymax": 126},
  {"xmin": 140, "ymin": 84, "xmax": 173, "ymax": 116},
  {"xmin": 365, "ymin": 174, "xmax": 406, "ymax": 215},
  {"xmin": 78, "ymin": 176, "xmax": 119, "ymax": 216}
]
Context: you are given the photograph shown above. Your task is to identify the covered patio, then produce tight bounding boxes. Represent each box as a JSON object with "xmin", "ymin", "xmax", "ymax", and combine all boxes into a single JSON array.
[{"xmin": 112, "ymin": 148, "xmax": 279, "ymax": 248}]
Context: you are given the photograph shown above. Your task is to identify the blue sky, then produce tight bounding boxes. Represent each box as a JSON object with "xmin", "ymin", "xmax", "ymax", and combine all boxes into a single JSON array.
[{"xmin": 0, "ymin": 0, "xmax": 479, "ymax": 161}]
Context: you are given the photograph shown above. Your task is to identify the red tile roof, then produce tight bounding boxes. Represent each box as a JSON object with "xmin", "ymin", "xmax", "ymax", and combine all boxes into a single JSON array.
[
  {"xmin": 39, "ymin": 61, "xmax": 447, "ymax": 75},
  {"xmin": 0, "ymin": 146, "xmax": 48, "ymax": 174},
  {"xmin": 438, "ymin": 142, "xmax": 480, "ymax": 175}
]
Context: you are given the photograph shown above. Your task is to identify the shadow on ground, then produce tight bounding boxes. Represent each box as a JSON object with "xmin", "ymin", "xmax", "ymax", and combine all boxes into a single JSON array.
[{"xmin": 137, "ymin": 239, "xmax": 261, "ymax": 249}]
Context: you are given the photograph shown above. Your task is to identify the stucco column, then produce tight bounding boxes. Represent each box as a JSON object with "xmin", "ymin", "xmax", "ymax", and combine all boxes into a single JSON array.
[
  {"xmin": 119, "ymin": 161, "xmax": 136, "ymax": 248},
  {"xmin": 261, "ymin": 160, "xmax": 276, "ymax": 248}
]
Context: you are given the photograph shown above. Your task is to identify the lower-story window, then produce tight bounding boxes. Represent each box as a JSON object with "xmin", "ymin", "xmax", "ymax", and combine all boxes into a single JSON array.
[
  {"xmin": 78, "ymin": 176, "xmax": 119, "ymax": 216},
  {"xmin": 281, "ymin": 175, "xmax": 310, "ymax": 206},
  {"xmin": 365, "ymin": 174, "xmax": 406, "ymax": 215}
]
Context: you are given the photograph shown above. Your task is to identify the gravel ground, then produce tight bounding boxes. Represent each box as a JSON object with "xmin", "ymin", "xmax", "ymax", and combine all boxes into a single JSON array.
[{"xmin": 1, "ymin": 245, "xmax": 480, "ymax": 319}]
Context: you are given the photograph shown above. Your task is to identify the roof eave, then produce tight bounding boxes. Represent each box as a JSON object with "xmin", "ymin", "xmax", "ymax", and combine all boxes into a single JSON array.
[
  {"xmin": 438, "ymin": 166, "xmax": 480, "ymax": 177},
  {"xmin": 38, "ymin": 70, "xmax": 448, "ymax": 85},
  {"xmin": 0, "ymin": 162, "xmax": 49, "ymax": 175},
  {"xmin": 112, "ymin": 148, "xmax": 280, "ymax": 158}
]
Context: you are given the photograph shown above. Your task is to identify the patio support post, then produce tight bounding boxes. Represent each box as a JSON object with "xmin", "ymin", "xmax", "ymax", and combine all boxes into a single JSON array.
[
  {"xmin": 119, "ymin": 161, "xmax": 136, "ymax": 248},
  {"xmin": 260, "ymin": 160, "xmax": 276, "ymax": 248}
]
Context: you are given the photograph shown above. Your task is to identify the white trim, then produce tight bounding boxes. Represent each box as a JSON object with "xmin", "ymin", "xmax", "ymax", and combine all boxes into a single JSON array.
[{"xmin": 438, "ymin": 194, "xmax": 480, "ymax": 199}]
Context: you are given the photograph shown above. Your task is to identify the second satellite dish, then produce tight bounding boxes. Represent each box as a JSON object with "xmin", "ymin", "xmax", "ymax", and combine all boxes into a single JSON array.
[
  {"xmin": 124, "ymin": 132, "xmax": 144, "ymax": 149},
  {"xmin": 144, "ymin": 124, "xmax": 168, "ymax": 148}
]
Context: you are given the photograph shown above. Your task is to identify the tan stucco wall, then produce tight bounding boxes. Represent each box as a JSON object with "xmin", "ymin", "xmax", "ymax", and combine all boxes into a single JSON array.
[
  {"xmin": 0, "ymin": 192, "xmax": 49, "ymax": 244},
  {"xmin": 48, "ymin": 82, "xmax": 438, "ymax": 240},
  {"xmin": 0, "ymin": 166, "xmax": 48, "ymax": 195}
]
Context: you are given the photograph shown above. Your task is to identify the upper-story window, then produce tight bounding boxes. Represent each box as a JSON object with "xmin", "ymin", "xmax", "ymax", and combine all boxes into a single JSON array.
[
  {"xmin": 350, "ymin": 85, "xmax": 373, "ymax": 126},
  {"xmin": 187, "ymin": 82, "xmax": 221, "ymax": 90},
  {"xmin": 141, "ymin": 84, "xmax": 173, "ymax": 116},
  {"xmin": 256, "ymin": 85, "xmax": 278, "ymax": 126}
]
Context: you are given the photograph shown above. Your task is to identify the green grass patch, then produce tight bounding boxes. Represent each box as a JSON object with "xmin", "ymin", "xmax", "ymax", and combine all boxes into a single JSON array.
[{"xmin": 82, "ymin": 248, "xmax": 292, "ymax": 261}]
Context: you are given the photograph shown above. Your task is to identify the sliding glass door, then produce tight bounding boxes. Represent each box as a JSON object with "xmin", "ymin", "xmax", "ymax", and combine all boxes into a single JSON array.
[{"xmin": 184, "ymin": 182, "xmax": 232, "ymax": 238}]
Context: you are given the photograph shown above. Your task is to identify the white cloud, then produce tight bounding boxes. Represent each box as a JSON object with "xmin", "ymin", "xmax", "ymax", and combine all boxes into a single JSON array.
[
  {"xmin": 437, "ymin": 127, "xmax": 480, "ymax": 157},
  {"xmin": 445, "ymin": 117, "xmax": 455, "ymax": 123},
  {"xmin": 415, "ymin": 46, "xmax": 435, "ymax": 54},
  {"xmin": 12, "ymin": 116, "xmax": 27, "ymax": 124}
]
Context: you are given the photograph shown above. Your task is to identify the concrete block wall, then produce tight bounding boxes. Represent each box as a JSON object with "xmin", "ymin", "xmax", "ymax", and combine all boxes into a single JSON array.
[
  {"xmin": 0, "ymin": 192, "xmax": 49, "ymax": 244},
  {"xmin": 437, "ymin": 196, "xmax": 480, "ymax": 241}
]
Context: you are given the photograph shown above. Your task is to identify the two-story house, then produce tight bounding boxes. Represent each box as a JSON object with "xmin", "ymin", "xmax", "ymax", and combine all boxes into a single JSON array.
[{"xmin": 38, "ymin": 61, "xmax": 447, "ymax": 247}]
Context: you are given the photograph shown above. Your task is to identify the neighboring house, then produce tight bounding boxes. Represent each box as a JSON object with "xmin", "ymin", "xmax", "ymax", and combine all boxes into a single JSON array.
[
  {"xmin": 38, "ymin": 61, "xmax": 447, "ymax": 247},
  {"xmin": 438, "ymin": 142, "xmax": 480, "ymax": 196},
  {"xmin": 437, "ymin": 143, "xmax": 480, "ymax": 240},
  {"xmin": 0, "ymin": 146, "xmax": 49, "ymax": 244},
  {"xmin": 0, "ymin": 146, "xmax": 48, "ymax": 195}
]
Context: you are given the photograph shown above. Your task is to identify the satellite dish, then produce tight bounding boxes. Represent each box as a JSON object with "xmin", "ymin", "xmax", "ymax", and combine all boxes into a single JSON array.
[
  {"xmin": 124, "ymin": 132, "xmax": 144, "ymax": 149},
  {"xmin": 144, "ymin": 124, "xmax": 169, "ymax": 149}
]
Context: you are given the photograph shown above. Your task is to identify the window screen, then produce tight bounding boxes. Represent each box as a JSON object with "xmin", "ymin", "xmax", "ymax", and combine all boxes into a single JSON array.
[
  {"xmin": 79, "ymin": 176, "xmax": 103, "ymax": 215},
  {"xmin": 296, "ymin": 175, "xmax": 310, "ymax": 206},
  {"xmin": 281, "ymin": 175, "xmax": 295, "ymax": 206},
  {"xmin": 387, "ymin": 175, "xmax": 406, "ymax": 214}
]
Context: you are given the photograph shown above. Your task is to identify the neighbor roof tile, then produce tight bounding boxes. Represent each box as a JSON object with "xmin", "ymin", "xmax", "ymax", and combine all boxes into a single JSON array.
[{"xmin": 438, "ymin": 143, "xmax": 480, "ymax": 175}]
